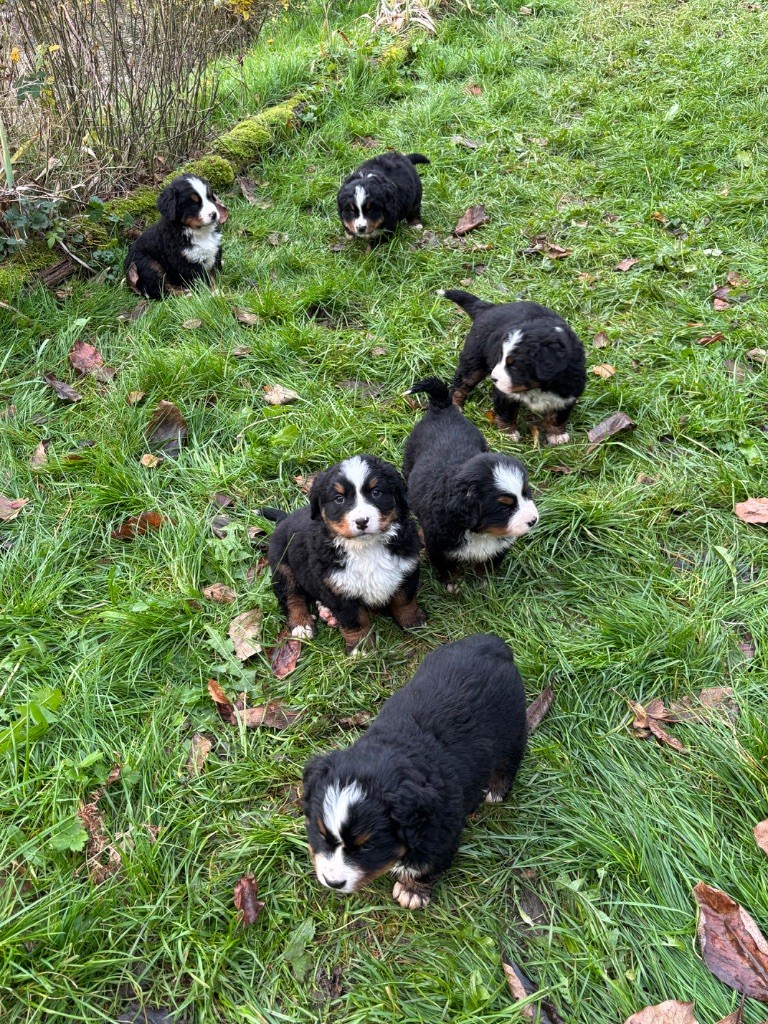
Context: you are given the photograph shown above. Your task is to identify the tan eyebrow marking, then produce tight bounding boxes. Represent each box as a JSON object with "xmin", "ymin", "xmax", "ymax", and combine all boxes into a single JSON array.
[
  {"xmin": 333, "ymin": 482, "xmax": 345, "ymax": 494},
  {"xmin": 353, "ymin": 832, "xmax": 372, "ymax": 846}
]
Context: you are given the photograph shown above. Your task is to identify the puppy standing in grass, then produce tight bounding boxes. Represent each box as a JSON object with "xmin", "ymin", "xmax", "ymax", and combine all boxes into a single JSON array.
[
  {"xmin": 302, "ymin": 633, "xmax": 528, "ymax": 909},
  {"xmin": 125, "ymin": 174, "xmax": 228, "ymax": 300},
  {"xmin": 265, "ymin": 455, "xmax": 425, "ymax": 654},
  {"xmin": 337, "ymin": 151, "xmax": 429, "ymax": 246},
  {"xmin": 403, "ymin": 377, "xmax": 538, "ymax": 589},
  {"xmin": 441, "ymin": 288, "xmax": 586, "ymax": 445}
]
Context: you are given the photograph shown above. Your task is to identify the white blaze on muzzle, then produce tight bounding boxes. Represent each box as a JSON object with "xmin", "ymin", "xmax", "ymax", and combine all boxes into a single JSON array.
[
  {"xmin": 492, "ymin": 462, "xmax": 539, "ymax": 537},
  {"xmin": 341, "ymin": 456, "xmax": 383, "ymax": 535},
  {"xmin": 490, "ymin": 329, "xmax": 523, "ymax": 394},
  {"xmin": 188, "ymin": 175, "xmax": 219, "ymax": 226}
]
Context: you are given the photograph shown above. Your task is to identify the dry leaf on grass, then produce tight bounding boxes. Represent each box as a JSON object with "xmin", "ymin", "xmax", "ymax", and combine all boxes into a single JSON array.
[
  {"xmin": 111, "ymin": 511, "xmax": 165, "ymax": 540},
  {"xmin": 294, "ymin": 474, "xmax": 317, "ymax": 494},
  {"xmin": 228, "ymin": 609, "xmax": 263, "ymax": 660},
  {"xmin": 745, "ymin": 348, "xmax": 768, "ymax": 365},
  {"xmin": 592, "ymin": 363, "xmax": 617, "ymax": 379},
  {"xmin": 269, "ymin": 639, "xmax": 302, "ymax": 680},
  {"xmin": 734, "ymin": 499, "xmax": 768, "ymax": 525},
  {"xmin": 547, "ymin": 465, "xmax": 573, "ymax": 475},
  {"xmin": 232, "ymin": 307, "xmax": 259, "ymax": 326},
  {"xmin": 727, "ymin": 271, "xmax": 748, "ymax": 287},
  {"xmin": 586, "ymin": 411, "xmax": 637, "ymax": 453},
  {"xmin": 454, "ymin": 205, "xmax": 489, "ymax": 236},
  {"xmin": 44, "ymin": 372, "xmax": 81, "ymax": 402},
  {"xmin": 593, "ymin": 332, "xmax": 610, "ymax": 348},
  {"xmin": 0, "ymin": 496, "xmax": 29, "ymax": 522},
  {"xmin": 465, "ymin": 83, "xmax": 483, "ymax": 96},
  {"xmin": 526, "ymin": 685, "xmax": 554, "ymax": 735},
  {"xmin": 187, "ymin": 734, "xmax": 212, "ymax": 777},
  {"xmin": 523, "ymin": 235, "xmax": 571, "ymax": 259},
  {"xmin": 338, "ymin": 711, "xmax": 372, "ymax": 728},
  {"xmin": 117, "ymin": 299, "xmax": 149, "ymax": 322},
  {"xmin": 693, "ymin": 881, "xmax": 768, "ymax": 1001},
  {"xmin": 76, "ymin": 764, "xmax": 138, "ymax": 885},
  {"xmin": 263, "ymin": 384, "xmax": 300, "ymax": 405},
  {"xmin": 145, "ymin": 400, "xmax": 188, "ymax": 459},
  {"xmin": 755, "ymin": 822, "xmax": 768, "ymax": 856},
  {"xmin": 267, "ymin": 231, "xmax": 289, "ymax": 246},
  {"xmin": 182, "ymin": 317, "xmax": 202, "ymax": 330},
  {"xmin": 714, "ymin": 1009, "xmax": 744, "ymax": 1024},
  {"xmin": 212, "ymin": 493, "xmax": 235, "ymax": 509},
  {"xmin": 127, "ymin": 391, "xmax": 146, "ymax": 406},
  {"xmin": 615, "ymin": 257, "xmax": 639, "ymax": 272},
  {"xmin": 451, "ymin": 134, "xmax": 482, "ymax": 149},
  {"xmin": 501, "ymin": 953, "xmax": 563, "ymax": 1022},
  {"xmin": 238, "ymin": 702, "xmax": 299, "ymax": 730},
  {"xmin": 207, "ymin": 679, "xmax": 236, "ymax": 723},
  {"xmin": 624, "ymin": 1001, "xmax": 699, "ymax": 1024},
  {"xmin": 139, "ymin": 453, "xmax": 163, "ymax": 468},
  {"xmin": 234, "ymin": 873, "xmax": 264, "ymax": 926},
  {"xmin": 668, "ymin": 687, "xmax": 739, "ymax": 725},
  {"xmin": 696, "ymin": 332, "xmax": 724, "ymax": 346},
  {"xmin": 69, "ymin": 340, "xmax": 117, "ymax": 383},
  {"xmin": 203, "ymin": 583, "xmax": 237, "ymax": 604},
  {"xmin": 30, "ymin": 441, "xmax": 49, "ymax": 469}
]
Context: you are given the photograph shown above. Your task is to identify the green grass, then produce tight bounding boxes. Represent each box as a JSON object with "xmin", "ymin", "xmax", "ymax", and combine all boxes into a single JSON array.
[{"xmin": 2, "ymin": 0, "xmax": 768, "ymax": 1020}]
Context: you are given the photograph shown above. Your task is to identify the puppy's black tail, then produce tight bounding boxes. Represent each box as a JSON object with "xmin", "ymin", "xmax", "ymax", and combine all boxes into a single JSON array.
[
  {"xmin": 407, "ymin": 153, "xmax": 430, "ymax": 166},
  {"xmin": 405, "ymin": 376, "xmax": 452, "ymax": 409},
  {"xmin": 438, "ymin": 288, "xmax": 494, "ymax": 320},
  {"xmin": 255, "ymin": 507, "xmax": 288, "ymax": 523}
]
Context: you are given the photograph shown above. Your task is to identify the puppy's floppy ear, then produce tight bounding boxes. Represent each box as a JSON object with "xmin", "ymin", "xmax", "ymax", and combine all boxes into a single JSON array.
[
  {"xmin": 534, "ymin": 339, "xmax": 568, "ymax": 381},
  {"xmin": 301, "ymin": 753, "xmax": 332, "ymax": 813},
  {"xmin": 386, "ymin": 776, "xmax": 440, "ymax": 854},
  {"xmin": 390, "ymin": 467, "xmax": 410, "ymax": 519},
  {"xmin": 308, "ymin": 470, "xmax": 329, "ymax": 521},
  {"xmin": 449, "ymin": 476, "xmax": 481, "ymax": 530},
  {"xmin": 157, "ymin": 183, "xmax": 178, "ymax": 221}
]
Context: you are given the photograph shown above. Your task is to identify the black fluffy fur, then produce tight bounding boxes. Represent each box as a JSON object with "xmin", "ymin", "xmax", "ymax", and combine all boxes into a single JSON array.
[
  {"xmin": 266, "ymin": 455, "xmax": 424, "ymax": 653},
  {"xmin": 337, "ymin": 151, "xmax": 429, "ymax": 244},
  {"xmin": 302, "ymin": 633, "xmax": 528, "ymax": 908},
  {"xmin": 403, "ymin": 377, "xmax": 537, "ymax": 585},
  {"xmin": 124, "ymin": 175, "xmax": 225, "ymax": 300},
  {"xmin": 442, "ymin": 289, "xmax": 586, "ymax": 443}
]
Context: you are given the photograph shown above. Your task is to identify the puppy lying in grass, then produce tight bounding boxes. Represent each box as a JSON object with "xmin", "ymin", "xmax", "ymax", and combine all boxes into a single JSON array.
[{"xmin": 302, "ymin": 633, "xmax": 528, "ymax": 909}]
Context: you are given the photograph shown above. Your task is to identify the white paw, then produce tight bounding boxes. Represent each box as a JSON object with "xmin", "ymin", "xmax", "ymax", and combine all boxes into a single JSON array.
[
  {"xmin": 409, "ymin": 222, "xmax": 423, "ymax": 230},
  {"xmin": 507, "ymin": 429, "xmax": 521, "ymax": 442},
  {"xmin": 484, "ymin": 791, "xmax": 504, "ymax": 803},
  {"xmin": 445, "ymin": 582, "xmax": 459, "ymax": 595},
  {"xmin": 290, "ymin": 624, "xmax": 314, "ymax": 639},
  {"xmin": 547, "ymin": 432, "xmax": 570, "ymax": 445},
  {"xmin": 392, "ymin": 881, "xmax": 430, "ymax": 910}
]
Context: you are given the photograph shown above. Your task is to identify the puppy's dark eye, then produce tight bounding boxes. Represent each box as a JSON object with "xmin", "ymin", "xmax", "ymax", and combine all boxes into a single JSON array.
[
  {"xmin": 334, "ymin": 494, "xmax": 345, "ymax": 504},
  {"xmin": 370, "ymin": 488, "xmax": 381, "ymax": 498}
]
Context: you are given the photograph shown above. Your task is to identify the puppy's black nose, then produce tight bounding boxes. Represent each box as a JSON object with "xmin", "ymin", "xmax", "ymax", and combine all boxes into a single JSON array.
[
  {"xmin": 210, "ymin": 208, "xmax": 218, "ymax": 221},
  {"xmin": 355, "ymin": 225, "xmax": 367, "ymax": 235},
  {"xmin": 324, "ymin": 877, "xmax": 346, "ymax": 889},
  {"xmin": 355, "ymin": 517, "xmax": 369, "ymax": 530},
  {"xmin": 527, "ymin": 517, "xmax": 538, "ymax": 527}
]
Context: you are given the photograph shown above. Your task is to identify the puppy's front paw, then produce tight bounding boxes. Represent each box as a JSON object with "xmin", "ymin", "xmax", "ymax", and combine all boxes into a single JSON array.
[
  {"xmin": 445, "ymin": 581, "xmax": 460, "ymax": 595},
  {"xmin": 316, "ymin": 603, "xmax": 339, "ymax": 628},
  {"xmin": 546, "ymin": 431, "xmax": 570, "ymax": 445},
  {"xmin": 392, "ymin": 880, "xmax": 431, "ymax": 910},
  {"xmin": 484, "ymin": 790, "xmax": 505, "ymax": 803},
  {"xmin": 291, "ymin": 624, "xmax": 315, "ymax": 640}
]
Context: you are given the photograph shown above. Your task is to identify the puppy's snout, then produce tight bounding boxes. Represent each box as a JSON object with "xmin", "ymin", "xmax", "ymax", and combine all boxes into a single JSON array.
[
  {"xmin": 527, "ymin": 516, "xmax": 538, "ymax": 528},
  {"xmin": 355, "ymin": 224, "xmax": 367, "ymax": 235},
  {"xmin": 323, "ymin": 876, "xmax": 347, "ymax": 890},
  {"xmin": 210, "ymin": 208, "xmax": 218, "ymax": 222},
  {"xmin": 355, "ymin": 517, "xmax": 369, "ymax": 531}
]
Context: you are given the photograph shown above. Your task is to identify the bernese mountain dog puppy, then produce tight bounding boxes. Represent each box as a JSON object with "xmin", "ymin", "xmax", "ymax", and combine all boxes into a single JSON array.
[
  {"xmin": 440, "ymin": 288, "xmax": 587, "ymax": 445},
  {"xmin": 266, "ymin": 455, "xmax": 425, "ymax": 654},
  {"xmin": 302, "ymin": 633, "xmax": 528, "ymax": 909},
  {"xmin": 124, "ymin": 175, "xmax": 228, "ymax": 300},
  {"xmin": 337, "ymin": 151, "xmax": 429, "ymax": 245},
  {"xmin": 403, "ymin": 378, "xmax": 539, "ymax": 589}
]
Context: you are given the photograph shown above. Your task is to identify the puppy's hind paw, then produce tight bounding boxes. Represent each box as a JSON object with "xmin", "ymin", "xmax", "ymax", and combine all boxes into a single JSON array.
[
  {"xmin": 547, "ymin": 432, "xmax": 570, "ymax": 446},
  {"xmin": 484, "ymin": 790, "xmax": 505, "ymax": 804},
  {"xmin": 445, "ymin": 581, "xmax": 460, "ymax": 595},
  {"xmin": 393, "ymin": 880, "xmax": 431, "ymax": 910},
  {"xmin": 316, "ymin": 603, "xmax": 339, "ymax": 628},
  {"xmin": 290, "ymin": 624, "xmax": 315, "ymax": 640}
]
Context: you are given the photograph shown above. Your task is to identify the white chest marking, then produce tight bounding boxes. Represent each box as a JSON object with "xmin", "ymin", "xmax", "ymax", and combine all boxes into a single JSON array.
[
  {"xmin": 453, "ymin": 531, "xmax": 516, "ymax": 563},
  {"xmin": 328, "ymin": 535, "xmax": 416, "ymax": 606},
  {"xmin": 182, "ymin": 223, "xmax": 221, "ymax": 269},
  {"xmin": 517, "ymin": 389, "xmax": 572, "ymax": 413}
]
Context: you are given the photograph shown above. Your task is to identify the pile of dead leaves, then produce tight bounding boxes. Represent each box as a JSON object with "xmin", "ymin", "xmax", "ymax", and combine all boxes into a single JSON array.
[
  {"xmin": 207, "ymin": 680, "xmax": 299, "ymax": 730},
  {"xmin": 629, "ymin": 688, "xmax": 738, "ymax": 753}
]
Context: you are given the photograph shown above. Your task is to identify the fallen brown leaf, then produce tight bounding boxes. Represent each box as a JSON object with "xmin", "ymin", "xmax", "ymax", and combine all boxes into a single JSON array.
[
  {"xmin": 451, "ymin": 134, "xmax": 482, "ymax": 150},
  {"xmin": 139, "ymin": 453, "xmax": 163, "ymax": 468},
  {"xmin": 0, "ymin": 496, "xmax": 29, "ymax": 522},
  {"xmin": 211, "ymin": 515, "xmax": 231, "ymax": 538},
  {"xmin": 754, "ymin": 822, "xmax": 768, "ymax": 857},
  {"xmin": 145, "ymin": 400, "xmax": 188, "ymax": 459},
  {"xmin": 359, "ymin": 135, "xmax": 381, "ymax": 149},
  {"xmin": 714, "ymin": 1009, "xmax": 742, "ymax": 1024},
  {"xmin": 111, "ymin": 511, "xmax": 165, "ymax": 540},
  {"xmin": 207, "ymin": 679, "xmax": 236, "ymax": 724},
  {"xmin": 187, "ymin": 733, "xmax": 212, "ymax": 776},
  {"xmin": 734, "ymin": 498, "xmax": 768, "ymax": 525},
  {"xmin": 0, "ymin": 402, "xmax": 16, "ymax": 419},
  {"xmin": 650, "ymin": 211, "xmax": 668, "ymax": 224},
  {"xmin": 233, "ymin": 345, "xmax": 252, "ymax": 357},
  {"xmin": 696, "ymin": 332, "xmax": 725, "ymax": 346},
  {"xmin": 238, "ymin": 702, "xmax": 299, "ymax": 730},
  {"xmin": 615, "ymin": 257, "xmax": 639, "ymax": 272},
  {"xmin": 203, "ymin": 582, "xmax": 237, "ymax": 604},
  {"xmin": 586, "ymin": 411, "xmax": 637, "ymax": 452},
  {"xmin": 232, "ymin": 306, "xmax": 259, "ymax": 326},
  {"xmin": 593, "ymin": 332, "xmax": 610, "ymax": 349},
  {"xmin": 239, "ymin": 177, "xmax": 260, "ymax": 203},
  {"xmin": 713, "ymin": 297, "xmax": 731, "ymax": 311},
  {"xmin": 69, "ymin": 340, "xmax": 116, "ymax": 383},
  {"xmin": 454, "ymin": 205, "xmax": 489, "ymax": 236},
  {"xmin": 693, "ymin": 881, "xmax": 768, "ymax": 1001},
  {"xmin": 726, "ymin": 271, "xmax": 748, "ymax": 287},
  {"xmin": 234, "ymin": 873, "xmax": 264, "ymax": 926},
  {"xmin": 117, "ymin": 299, "xmax": 149, "ymax": 322},
  {"xmin": 30, "ymin": 440, "xmax": 49, "ymax": 470},
  {"xmin": 624, "ymin": 1001, "xmax": 699, "ymax": 1024},
  {"xmin": 668, "ymin": 687, "xmax": 739, "ymax": 725},
  {"xmin": 228, "ymin": 609, "xmax": 263, "ymax": 660},
  {"xmin": 631, "ymin": 700, "xmax": 688, "ymax": 753},
  {"xmin": 465, "ymin": 83, "xmax": 483, "ymax": 96},
  {"xmin": 547, "ymin": 465, "xmax": 573, "ymax": 475},
  {"xmin": 523, "ymin": 235, "xmax": 571, "ymax": 259},
  {"xmin": 267, "ymin": 231, "xmax": 288, "ymax": 246},
  {"xmin": 338, "ymin": 711, "xmax": 372, "ymax": 728},
  {"xmin": 501, "ymin": 953, "xmax": 563, "ymax": 1022},
  {"xmin": 44, "ymin": 373, "xmax": 81, "ymax": 403},
  {"xmin": 746, "ymin": 348, "xmax": 768, "ymax": 365},
  {"xmin": 371, "ymin": 345, "xmax": 388, "ymax": 357},
  {"xmin": 212, "ymin": 493, "xmax": 235, "ymax": 509},
  {"xmin": 592, "ymin": 363, "xmax": 617, "ymax": 379},
  {"xmin": 263, "ymin": 384, "xmax": 300, "ymax": 405},
  {"xmin": 269, "ymin": 639, "xmax": 302, "ymax": 680},
  {"xmin": 127, "ymin": 391, "xmax": 146, "ymax": 406},
  {"xmin": 182, "ymin": 318, "xmax": 202, "ymax": 330},
  {"xmin": 526, "ymin": 685, "xmax": 554, "ymax": 735}
]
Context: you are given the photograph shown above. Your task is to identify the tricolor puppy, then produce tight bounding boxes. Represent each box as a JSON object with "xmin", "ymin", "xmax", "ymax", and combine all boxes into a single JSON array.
[
  {"xmin": 403, "ymin": 378, "xmax": 538, "ymax": 589},
  {"xmin": 337, "ymin": 151, "xmax": 429, "ymax": 245},
  {"xmin": 125, "ymin": 175, "xmax": 228, "ymax": 300},
  {"xmin": 266, "ymin": 455, "xmax": 424, "ymax": 654},
  {"xmin": 441, "ymin": 289, "xmax": 586, "ymax": 445},
  {"xmin": 302, "ymin": 634, "xmax": 528, "ymax": 909}
]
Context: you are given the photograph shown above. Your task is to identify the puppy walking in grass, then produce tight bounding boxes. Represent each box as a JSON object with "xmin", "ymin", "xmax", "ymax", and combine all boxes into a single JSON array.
[
  {"xmin": 337, "ymin": 151, "xmax": 429, "ymax": 246},
  {"xmin": 302, "ymin": 634, "xmax": 528, "ymax": 909}
]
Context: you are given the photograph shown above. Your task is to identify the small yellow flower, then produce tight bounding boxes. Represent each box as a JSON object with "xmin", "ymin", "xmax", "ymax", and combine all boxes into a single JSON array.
[
  {"xmin": 10, "ymin": 45, "xmax": 20, "ymax": 63},
  {"xmin": 48, "ymin": 44, "xmax": 60, "ymax": 54}
]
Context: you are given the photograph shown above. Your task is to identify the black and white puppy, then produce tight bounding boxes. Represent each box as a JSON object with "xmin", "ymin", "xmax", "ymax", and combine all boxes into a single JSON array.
[
  {"xmin": 125, "ymin": 175, "xmax": 228, "ymax": 300},
  {"xmin": 337, "ymin": 151, "xmax": 429, "ymax": 245},
  {"xmin": 266, "ymin": 455, "xmax": 424, "ymax": 654},
  {"xmin": 441, "ymin": 289, "xmax": 586, "ymax": 445},
  {"xmin": 403, "ymin": 378, "xmax": 539, "ymax": 589},
  {"xmin": 303, "ymin": 633, "xmax": 527, "ymax": 909}
]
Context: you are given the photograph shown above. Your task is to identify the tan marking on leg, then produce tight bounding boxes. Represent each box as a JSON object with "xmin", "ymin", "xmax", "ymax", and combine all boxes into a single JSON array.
[
  {"xmin": 493, "ymin": 414, "xmax": 521, "ymax": 441},
  {"xmin": 276, "ymin": 563, "xmax": 315, "ymax": 637},
  {"xmin": 540, "ymin": 410, "xmax": 571, "ymax": 446},
  {"xmin": 452, "ymin": 369, "xmax": 487, "ymax": 407},
  {"xmin": 339, "ymin": 610, "xmax": 372, "ymax": 655},
  {"xmin": 390, "ymin": 590, "xmax": 426, "ymax": 630}
]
